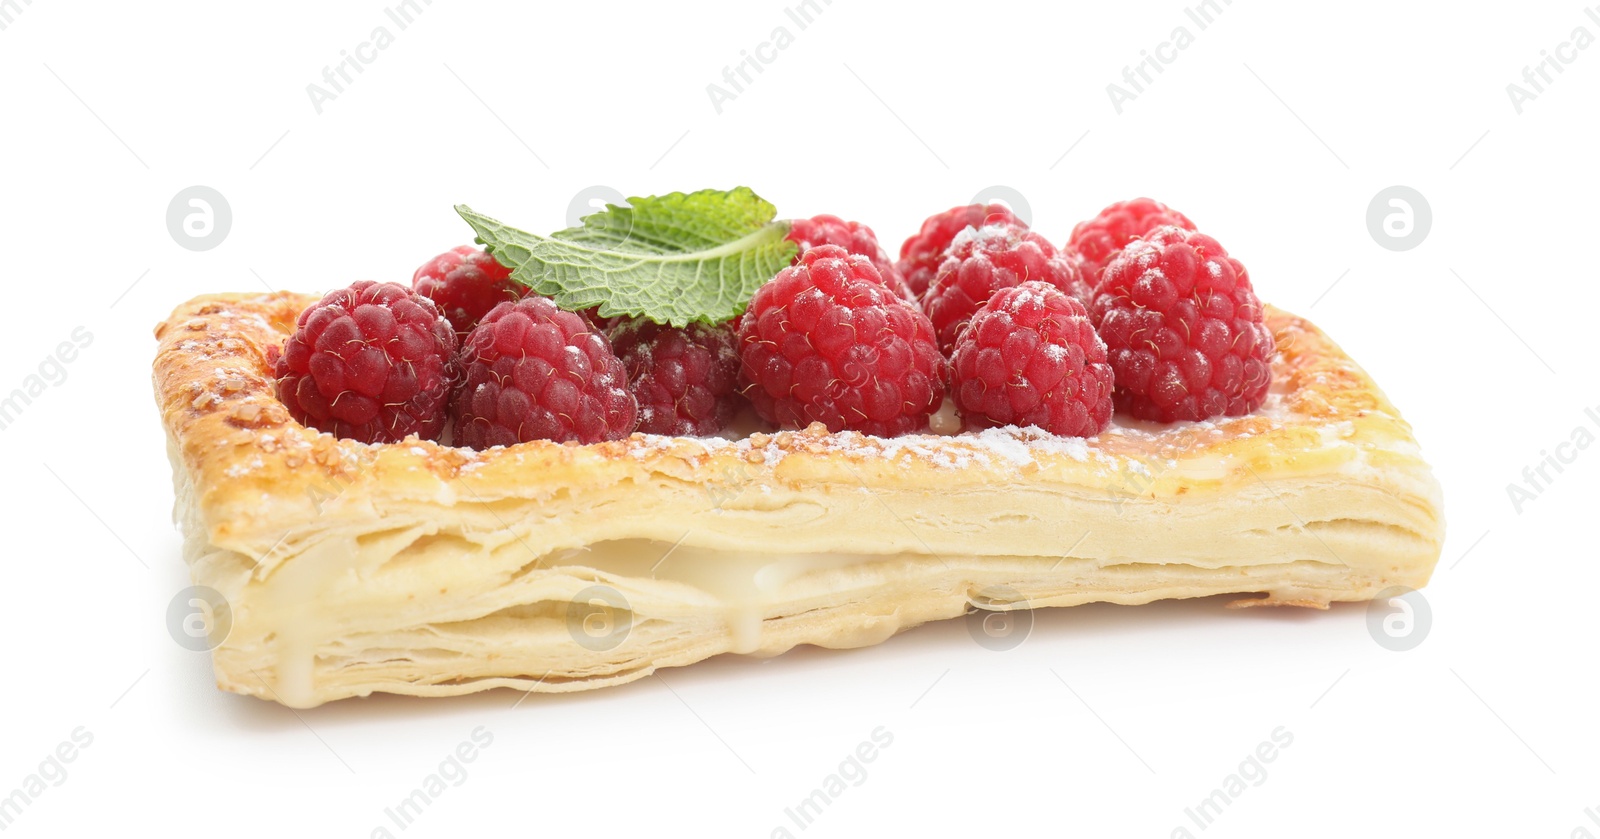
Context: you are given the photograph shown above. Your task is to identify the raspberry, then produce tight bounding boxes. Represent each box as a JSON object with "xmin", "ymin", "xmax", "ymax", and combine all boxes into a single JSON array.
[
  {"xmin": 452, "ymin": 296, "xmax": 637, "ymax": 447},
  {"xmin": 951, "ymin": 281, "xmax": 1113, "ymax": 437},
  {"xmin": 412, "ymin": 245, "xmax": 523, "ymax": 337},
  {"xmin": 576, "ymin": 306, "xmax": 620, "ymax": 332},
  {"xmin": 610, "ymin": 319, "xmax": 742, "ymax": 436},
  {"xmin": 787, "ymin": 214, "xmax": 913, "ymax": 299},
  {"xmin": 737, "ymin": 245, "xmax": 945, "ymax": 436},
  {"xmin": 1067, "ymin": 198, "xmax": 1195, "ymax": 284},
  {"xmin": 922, "ymin": 223, "xmax": 1090, "ymax": 355},
  {"xmin": 895, "ymin": 203, "xmax": 1021, "ymax": 299},
  {"xmin": 274, "ymin": 281, "xmax": 458, "ymax": 444},
  {"xmin": 1091, "ymin": 226, "xmax": 1274, "ymax": 423}
]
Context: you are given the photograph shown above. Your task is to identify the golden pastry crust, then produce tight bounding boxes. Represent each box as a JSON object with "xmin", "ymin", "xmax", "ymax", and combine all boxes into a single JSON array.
[{"xmin": 153, "ymin": 292, "xmax": 1444, "ymax": 707}]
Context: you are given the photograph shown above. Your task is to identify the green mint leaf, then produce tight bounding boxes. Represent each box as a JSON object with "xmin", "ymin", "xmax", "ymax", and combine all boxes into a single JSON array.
[{"xmin": 456, "ymin": 187, "xmax": 797, "ymax": 327}]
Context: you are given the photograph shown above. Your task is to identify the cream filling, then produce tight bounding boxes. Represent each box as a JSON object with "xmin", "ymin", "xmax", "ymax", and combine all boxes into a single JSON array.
[
  {"xmin": 247, "ymin": 518, "xmax": 1423, "ymax": 707},
  {"xmin": 255, "ymin": 535, "xmax": 370, "ymax": 708},
  {"xmin": 252, "ymin": 470, "xmax": 1413, "ymax": 707},
  {"xmin": 553, "ymin": 540, "xmax": 891, "ymax": 655},
  {"xmin": 256, "ymin": 535, "xmax": 912, "ymax": 706}
]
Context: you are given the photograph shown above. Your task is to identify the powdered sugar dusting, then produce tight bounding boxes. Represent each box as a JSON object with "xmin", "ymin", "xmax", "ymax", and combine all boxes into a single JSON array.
[
  {"xmin": 621, "ymin": 420, "xmax": 1110, "ymax": 475},
  {"xmin": 948, "ymin": 222, "xmax": 1017, "ymax": 252},
  {"xmin": 606, "ymin": 375, "xmax": 1337, "ymax": 483},
  {"xmin": 1001, "ymin": 284, "xmax": 1049, "ymax": 312},
  {"xmin": 968, "ymin": 428, "xmax": 1034, "ymax": 466},
  {"xmin": 225, "ymin": 455, "xmax": 265, "ymax": 477}
]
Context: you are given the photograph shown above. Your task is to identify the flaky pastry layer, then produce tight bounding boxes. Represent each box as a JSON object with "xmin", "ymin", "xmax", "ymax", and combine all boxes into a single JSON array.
[{"xmin": 153, "ymin": 292, "xmax": 1443, "ymax": 707}]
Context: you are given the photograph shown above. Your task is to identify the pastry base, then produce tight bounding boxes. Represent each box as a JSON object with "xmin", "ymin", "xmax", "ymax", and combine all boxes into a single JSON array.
[{"xmin": 153, "ymin": 292, "xmax": 1444, "ymax": 707}]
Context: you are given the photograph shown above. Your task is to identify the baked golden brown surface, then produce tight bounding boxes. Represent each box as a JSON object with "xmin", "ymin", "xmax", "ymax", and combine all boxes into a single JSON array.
[{"xmin": 153, "ymin": 291, "xmax": 1443, "ymax": 707}]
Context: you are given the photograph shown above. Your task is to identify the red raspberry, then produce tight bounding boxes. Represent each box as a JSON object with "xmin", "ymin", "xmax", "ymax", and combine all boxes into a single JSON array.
[
  {"xmin": 610, "ymin": 319, "xmax": 742, "ymax": 436},
  {"xmin": 896, "ymin": 203, "xmax": 1021, "ymax": 299},
  {"xmin": 274, "ymin": 281, "xmax": 457, "ymax": 443},
  {"xmin": 452, "ymin": 296, "xmax": 637, "ymax": 447},
  {"xmin": 412, "ymin": 245, "xmax": 523, "ymax": 337},
  {"xmin": 951, "ymin": 281, "xmax": 1113, "ymax": 436},
  {"xmin": 922, "ymin": 223, "xmax": 1090, "ymax": 355},
  {"xmin": 1067, "ymin": 198, "xmax": 1195, "ymax": 284},
  {"xmin": 737, "ymin": 245, "xmax": 945, "ymax": 436},
  {"xmin": 1091, "ymin": 226, "xmax": 1274, "ymax": 423},
  {"xmin": 787, "ymin": 214, "xmax": 913, "ymax": 300},
  {"xmin": 576, "ymin": 306, "xmax": 620, "ymax": 332}
]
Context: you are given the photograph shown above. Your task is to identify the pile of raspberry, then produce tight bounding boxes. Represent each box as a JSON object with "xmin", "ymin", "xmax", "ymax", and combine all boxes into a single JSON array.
[
  {"xmin": 897, "ymin": 198, "xmax": 1272, "ymax": 431},
  {"xmin": 272, "ymin": 199, "xmax": 1274, "ymax": 448},
  {"xmin": 274, "ymin": 245, "xmax": 741, "ymax": 447}
]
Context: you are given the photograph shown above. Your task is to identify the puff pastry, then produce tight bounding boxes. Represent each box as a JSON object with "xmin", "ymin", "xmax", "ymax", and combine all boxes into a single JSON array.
[{"xmin": 153, "ymin": 292, "xmax": 1443, "ymax": 707}]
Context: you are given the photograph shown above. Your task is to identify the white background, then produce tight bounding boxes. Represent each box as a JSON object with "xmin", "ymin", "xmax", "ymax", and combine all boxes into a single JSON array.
[{"xmin": 2, "ymin": 0, "xmax": 1597, "ymax": 836}]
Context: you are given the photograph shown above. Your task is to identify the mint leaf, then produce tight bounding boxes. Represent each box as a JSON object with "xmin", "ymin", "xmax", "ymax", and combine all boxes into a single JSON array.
[{"xmin": 456, "ymin": 187, "xmax": 797, "ymax": 327}]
